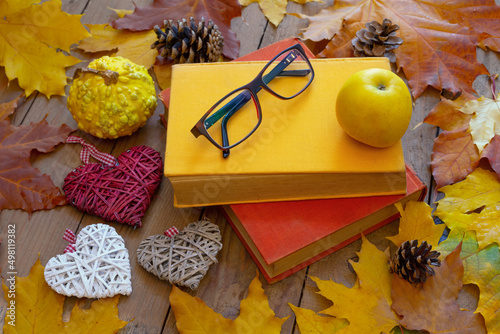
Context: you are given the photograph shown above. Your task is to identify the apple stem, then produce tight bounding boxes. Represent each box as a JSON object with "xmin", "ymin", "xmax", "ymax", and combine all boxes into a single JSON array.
[
  {"xmin": 491, "ymin": 74, "xmax": 498, "ymax": 100},
  {"xmin": 378, "ymin": 84, "xmax": 386, "ymax": 91}
]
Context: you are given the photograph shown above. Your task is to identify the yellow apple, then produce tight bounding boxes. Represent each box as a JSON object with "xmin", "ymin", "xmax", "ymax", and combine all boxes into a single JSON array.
[{"xmin": 335, "ymin": 68, "xmax": 412, "ymax": 148}]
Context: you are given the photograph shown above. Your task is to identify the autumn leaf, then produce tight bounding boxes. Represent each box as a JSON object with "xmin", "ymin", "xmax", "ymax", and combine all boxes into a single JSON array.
[
  {"xmin": 391, "ymin": 242, "xmax": 487, "ymax": 333},
  {"xmin": 459, "ymin": 94, "xmax": 500, "ymax": 153},
  {"xmin": 0, "ymin": 0, "xmax": 90, "ymax": 98},
  {"xmin": 435, "ymin": 167, "xmax": 500, "ymax": 217},
  {"xmin": 482, "ymin": 134, "xmax": 500, "ymax": 179},
  {"xmin": 2, "ymin": 258, "xmax": 129, "ymax": 333},
  {"xmin": 78, "ymin": 24, "xmax": 158, "ymax": 69},
  {"xmin": 430, "ymin": 128, "xmax": 480, "ymax": 189},
  {"xmin": 169, "ymin": 271, "xmax": 288, "ymax": 333},
  {"xmin": 437, "ymin": 231, "xmax": 500, "ymax": 334},
  {"xmin": 288, "ymin": 304, "xmax": 348, "ymax": 334},
  {"xmin": 62, "ymin": 297, "xmax": 129, "ymax": 333},
  {"xmin": 239, "ymin": 0, "xmax": 322, "ymax": 27},
  {"xmin": 435, "ymin": 167, "xmax": 500, "ymax": 249},
  {"xmin": 387, "ymin": 201, "xmax": 445, "ymax": 248},
  {"xmin": 424, "ymin": 95, "xmax": 473, "ymax": 132},
  {"xmin": 111, "ymin": 0, "xmax": 241, "ymax": 60},
  {"xmin": 0, "ymin": 95, "xmax": 23, "ymax": 121},
  {"xmin": 293, "ymin": 0, "xmax": 497, "ymax": 99},
  {"xmin": 307, "ymin": 235, "xmax": 399, "ymax": 333},
  {"xmin": 0, "ymin": 119, "xmax": 73, "ymax": 213}
]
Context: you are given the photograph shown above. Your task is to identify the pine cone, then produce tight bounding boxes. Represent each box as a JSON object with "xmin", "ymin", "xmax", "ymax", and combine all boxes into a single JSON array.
[
  {"xmin": 151, "ymin": 17, "xmax": 224, "ymax": 63},
  {"xmin": 390, "ymin": 240, "xmax": 441, "ymax": 284},
  {"xmin": 352, "ymin": 18, "xmax": 403, "ymax": 63}
]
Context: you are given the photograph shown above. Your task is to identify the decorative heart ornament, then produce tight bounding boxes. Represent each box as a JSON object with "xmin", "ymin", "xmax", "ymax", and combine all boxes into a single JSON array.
[
  {"xmin": 137, "ymin": 219, "xmax": 222, "ymax": 290},
  {"xmin": 63, "ymin": 136, "xmax": 163, "ymax": 227},
  {"xmin": 44, "ymin": 224, "xmax": 132, "ymax": 298}
]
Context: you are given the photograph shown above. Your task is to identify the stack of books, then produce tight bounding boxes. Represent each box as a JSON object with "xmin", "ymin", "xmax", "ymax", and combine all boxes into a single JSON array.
[{"xmin": 162, "ymin": 38, "xmax": 425, "ymax": 283}]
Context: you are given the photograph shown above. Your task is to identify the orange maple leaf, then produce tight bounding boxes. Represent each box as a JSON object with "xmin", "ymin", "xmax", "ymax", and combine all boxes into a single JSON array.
[
  {"xmin": 391, "ymin": 242, "xmax": 487, "ymax": 333},
  {"xmin": 294, "ymin": 0, "xmax": 498, "ymax": 98},
  {"xmin": 430, "ymin": 128, "xmax": 480, "ymax": 189}
]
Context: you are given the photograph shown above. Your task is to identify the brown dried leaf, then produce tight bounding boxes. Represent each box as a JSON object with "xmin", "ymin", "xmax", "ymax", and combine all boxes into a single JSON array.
[
  {"xmin": 431, "ymin": 128, "xmax": 480, "ymax": 189},
  {"xmin": 111, "ymin": 0, "xmax": 241, "ymax": 60},
  {"xmin": 391, "ymin": 243, "xmax": 487, "ymax": 334},
  {"xmin": 0, "ymin": 119, "xmax": 73, "ymax": 212}
]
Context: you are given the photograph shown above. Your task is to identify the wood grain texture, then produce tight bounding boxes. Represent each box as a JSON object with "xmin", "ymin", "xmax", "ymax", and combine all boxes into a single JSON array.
[{"xmin": 1, "ymin": 0, "xmax": 497, "ymax": 333}]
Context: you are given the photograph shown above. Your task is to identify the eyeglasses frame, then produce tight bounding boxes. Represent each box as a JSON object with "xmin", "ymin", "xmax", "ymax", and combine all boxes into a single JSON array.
[{"xmin": 190, "ymin": 43, "xmax": 315, "ymax": 157}]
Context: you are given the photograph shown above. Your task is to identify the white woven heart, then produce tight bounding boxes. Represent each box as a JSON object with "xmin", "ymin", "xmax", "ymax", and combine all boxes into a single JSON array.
[{"xmin": 44, "ymin": 224, "xmax": 132, "ymax": 298}]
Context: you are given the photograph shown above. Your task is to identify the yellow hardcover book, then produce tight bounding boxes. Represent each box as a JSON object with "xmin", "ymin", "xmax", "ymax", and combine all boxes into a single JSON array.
[{"xmin": 165, "ymin": 58, "xmax": 406, "ymax": 207}]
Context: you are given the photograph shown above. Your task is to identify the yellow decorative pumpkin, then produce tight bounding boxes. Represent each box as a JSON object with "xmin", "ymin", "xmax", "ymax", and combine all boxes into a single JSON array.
[{"xmin": 67, "ymin": 56, "xmax": 157, "ymax": 139}]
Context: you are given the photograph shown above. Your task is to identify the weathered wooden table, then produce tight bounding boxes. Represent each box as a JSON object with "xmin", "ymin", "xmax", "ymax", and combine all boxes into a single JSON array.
[{"xmin": 1, "ymin": 0, "xmax": 499, "ymax": 333}]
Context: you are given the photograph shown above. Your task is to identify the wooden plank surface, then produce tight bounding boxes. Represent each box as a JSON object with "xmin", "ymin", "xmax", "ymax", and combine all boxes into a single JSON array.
[{"xmin": 0, "ymin": 0, "xmax": 498, "ymax": 333}]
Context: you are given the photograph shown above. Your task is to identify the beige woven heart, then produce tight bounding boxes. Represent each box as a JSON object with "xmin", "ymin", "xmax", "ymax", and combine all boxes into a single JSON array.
[
  {"xmin": 137, "ymin": 219, "xmax": 222, "ymax": 290},
  {"xmin": 44, "ymin": 223, "xmax": 132, "ymax": 298}
]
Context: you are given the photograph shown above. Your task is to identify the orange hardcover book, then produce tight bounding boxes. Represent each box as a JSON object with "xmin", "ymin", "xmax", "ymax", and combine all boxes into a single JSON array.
[
  {"xmin": 221, "ymin": 165, "xmax": 426, "ymax": 283},
  {"xmin": 162, "ymin": 39, "xmax": 407, "ymax": 207}
]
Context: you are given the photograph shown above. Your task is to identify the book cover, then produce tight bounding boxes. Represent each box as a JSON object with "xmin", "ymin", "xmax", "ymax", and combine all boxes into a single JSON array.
[
  {"xmin": 221, "ymin": 165, "xmax": 426, "ymax": 283},
  {"xmin": 164, "ymin": 39, "xmax": 406, "ymax": 207}
]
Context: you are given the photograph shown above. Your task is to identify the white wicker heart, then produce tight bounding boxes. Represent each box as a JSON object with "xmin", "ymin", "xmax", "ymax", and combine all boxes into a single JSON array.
[{"xmin": 44, "ymin": 223, "xmax": 132, "ymax": 298}]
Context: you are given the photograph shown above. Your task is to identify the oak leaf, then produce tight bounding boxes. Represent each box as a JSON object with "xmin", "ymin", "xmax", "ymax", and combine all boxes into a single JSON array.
[
  {"xmin": 288, "ymin": 304, "xmax": 348, "ymax": 334},
  {"xmin": 111, "ymin": 0, "xmax": 241, "ymax": 60},
  {"xmin": 387, "ymin": 201, "xmax": 445, "ymax": 248},
  {"xmin": 0, "ymin": 0, "xmax": 90, "ymax": 98},
  {"xmin": 391, "ymin": 242, "xmax": 487, "ymax": 333},
  {"xmin": 0, "ymin": 119, "xmax": 72, "ymax": 213},
  {"xmin": 78, "ymin": 24, "xmax": 158, "ymax": 69},
  {"xmin": 239, "ymin": 0, "xmax": 322, "ymax": 27},
  {"xmin": 430, "ymin": 128, "xmax": 480, "ymax": 189},
  {"xmin": 437, "ymin": 231, "xmax": 500, "ymax": 334},
  {"xmin": 294, "ymin": 0, "xmax": 496, "ymax": 99},
  {"xmin": 169, "ymin": 271, "xmax": 288, "ymax": 333},
  {"xmin": 460, "ymin": 95, "xmax": 500, "ymax": 153},
  {"xmin": 2, "ymin": 258, "xmax": 129, "ymax": 333},
  {"xmin": 308, "ymin": 235, "xmax": 399, "ymax": 333}
]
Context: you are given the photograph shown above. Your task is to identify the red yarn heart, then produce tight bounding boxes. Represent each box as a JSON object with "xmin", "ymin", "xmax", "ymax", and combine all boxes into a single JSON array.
[{"xmin": 63, "ymin": 146, "xmax": 162, "ymax": 227}]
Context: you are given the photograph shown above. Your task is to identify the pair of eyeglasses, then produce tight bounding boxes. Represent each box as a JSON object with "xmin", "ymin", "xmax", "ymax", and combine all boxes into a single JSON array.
[{"xmin": 190, "ymin": 44, "xmax": 315, "ymax": 158}]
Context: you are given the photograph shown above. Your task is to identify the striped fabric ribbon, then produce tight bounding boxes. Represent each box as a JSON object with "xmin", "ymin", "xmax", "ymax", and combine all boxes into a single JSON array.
[
  {"xmin": 63, "ymin": 228, "xmax": 77, "ymax": 253},
  {"xmin": 164, "ymin": 227, "xmax": 179, "ymax": 238},
  {"xmin": 66, "ymin": 136, "xmax": 117, "ymax": 166}
]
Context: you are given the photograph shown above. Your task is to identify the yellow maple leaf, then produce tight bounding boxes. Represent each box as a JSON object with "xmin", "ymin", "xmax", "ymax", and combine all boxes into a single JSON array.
[
  {"xmin": 387, "ymin": 201, "xmax": 445, "ymax": 247},
  {"xmin": 0, "ymin": 0, "xmax": 90, "ymax": 98},
  {"xmin": 308, "ymin": 235, "xmax": 399, "ymax": 334},
  {"xmin": 435, "ymin": 167, "xmax": 500, "ymax": 250},
  {"xmin": 78, "ymin": 24, "xmax": 158, "ymax": 69},
  {"xmin": 2, "ymin": 258, "xmax": 129, "ymax": 333},
  {"xmin": 289, "ymin": 304, "xmax": 348, "ymax": 333},
  {"xmin": 460, "ymin": 95, "xmax": 500, "ymax": 153},
  {"xmin": 169, "ymin": 271, "xmax": 288, "ymax": 333},
  {"xmin": 239, "ymin": 0, "xmax": 323, "ymax": 27}
]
